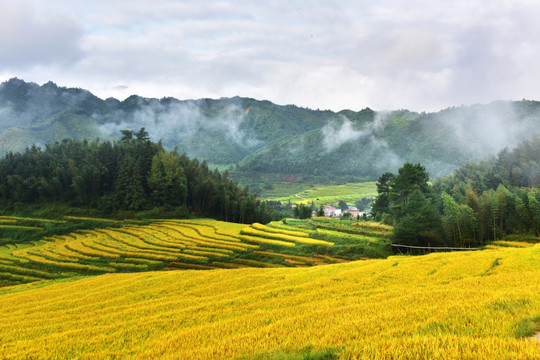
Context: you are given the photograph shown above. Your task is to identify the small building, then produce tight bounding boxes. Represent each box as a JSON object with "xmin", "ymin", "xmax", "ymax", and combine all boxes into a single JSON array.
[
  {"xmin": 323, "ymin": 206, "xmax": 336, "ymax": 217},
  {"xmin": 346, "ymin": 209, "xmax": 361, "ymax": 218}
]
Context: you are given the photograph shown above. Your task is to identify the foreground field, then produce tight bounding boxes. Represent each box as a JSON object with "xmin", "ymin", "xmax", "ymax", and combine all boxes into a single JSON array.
[{"xmin": 0, "ymin": 240, "xmax": 538, "ymax": 359}]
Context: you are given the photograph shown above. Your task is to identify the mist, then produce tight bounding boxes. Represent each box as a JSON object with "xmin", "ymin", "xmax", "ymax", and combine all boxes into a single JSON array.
[
  {"xmin": 321, "ymin": 116, "xmax": 367, "ymax": 152},
  {"xmin": 319, "ymin": 113, "xmax": 403, "ymax": 173},
  {"xmin": 435, "ymin": 101, "xmax": 532, "ymax": 156},
  {"xmin": 1, "ymin": 78, "xmax": 539, "ymax": 181},
  {"xmin": 95, "ymin": 98, "xmax": 260, "ymax": 151}
]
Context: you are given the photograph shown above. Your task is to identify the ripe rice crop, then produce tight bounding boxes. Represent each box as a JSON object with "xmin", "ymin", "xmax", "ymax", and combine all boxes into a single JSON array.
[
  {"xmin": 167, "ymin": 262, "xmax": 218, "ymax": 270},
  {"xmin": 315, "ymin": 228, "xmax": 388, "ymax": 243},
  {"xmin": 0, "ymin": 225, "xmax": 44, "ymax": 231},
  {"xmin": 18, "ymin": 253, "xmax": 116, "ymax": 272},
  {"xmin": 233, "ymin": 258, "xmax": 282, "ymax": 268},
  {"xmin": 0, "ymin": 217, "xmax": 394, "ymax": 287},
  {"xmin": 352, "ymin": 220, "xmax": 393, "ymax": 231},
  {"xmin": 0, "ymin": 219, "xmax": 16, "ymax": 224},
  {"xmin": 0, "ymin": 216, "xmax": 66, "ymax": 224},
  {"xmin": 252, "ymin": 222, "xmax": 311, "ymax": 237},
  {"xmin": 0, "ymin": 264, "xmax": 55, "ymax": 279},
  {"xmin": 211, "ymin": 261, "xmax": 246, "ymax": 268},
  {"xmin": 253, "ymin": 250, "xmax": 326, "ymax": 265},
  {"xmin": 66, "ymin": 241, "xmax": 121, "ymax": 259},
  {"xmin": 492, "ymin": 240, "xmax": 533, "ymax": 248},
  {"xmin": 238, "ymin": 233, "xmax": 296, "ymax": 247},
  {"xmin": 107, "ymin": 262, "xmax": 148, "ymax": 270},
  {"xmin": 156, "ymin": 224, "xmax": 257, "ymax": 251},
  {"xmin": 1, "ymin": 243, "xmax": 537, "ymax": 358},
  {"xmin": 284, "ymin": 258, "xmax": 308, "ymax": 266},
  {"xmin": 311, "ymin": 220, "xmax": 392, "ymax": 238},
  {"xmin": 64, "ymin": 216, "xmax": 122, "ymax": 223},
  {"xmin": 163, "ymin": 220, "xmax": 243, "ymax": 243},
  {"xmin": 0, "ymin": 272, "xmax": 44, "ymax": 284},
  {"xmin": 241, "ymin": 226, "xmax": 333, "ymax": 246},
  {"xmin": 313, "ymin": 254, "xmax": 350, "ymax": 263},
  {"xmin": 183, "ymin": 249, "xmax": 228, "ymax": 258},
  {"xmin": 126, "ymin": 227, "xmax": 196, "ymax": 248}
]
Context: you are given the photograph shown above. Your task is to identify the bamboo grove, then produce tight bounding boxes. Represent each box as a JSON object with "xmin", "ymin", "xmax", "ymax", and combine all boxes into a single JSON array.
[
  {"xmin": 371, "ymin": 137, "xmax": 540, "ymax": 249},
  {"xmin": 0, "ymin": 129, "xmax": 275, "ymax": 223}
]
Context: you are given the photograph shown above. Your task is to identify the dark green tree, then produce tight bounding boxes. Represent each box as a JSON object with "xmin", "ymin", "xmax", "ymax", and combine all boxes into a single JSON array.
[
  {"xmin": 389, "ymin": 162, "xmax": 430, "ymax": 219},
  {"xmin": 337, "ymin": 200, "xmax": 348, "ymax": 211},
  {"xmin": 293, "ymin": 204, "xmax": 312, "ymax": 219},
  {"xmin": 115, "ymin": 153, "xmax": 145, "ymax": 210},
  {"xmin": 393, "ymin": 190, "xmax": 445, "ymax": 249},
  {"xmin": 371, "ymin": 172, "xmax": 394, "ymax": 221},
  {"xmin": 148, "ymin": 151, "xmax": 187, "ymax": 206}
]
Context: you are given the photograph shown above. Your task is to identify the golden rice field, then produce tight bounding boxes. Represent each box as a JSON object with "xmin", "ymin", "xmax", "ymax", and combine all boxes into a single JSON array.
[
  {"xmin": 0, "ymin": 240, "xmax": 538, "ymax": 359},
  {"xmin": 1, "ymin": 217, "xmax": 385, "ymax": 287}
]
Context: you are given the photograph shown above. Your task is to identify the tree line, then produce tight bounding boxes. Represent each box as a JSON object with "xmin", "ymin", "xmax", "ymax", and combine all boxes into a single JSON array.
[
  {"xmin": 371, "ymin": 137, "xmax": 540, "ymax": 249},
  {"xmin": 0, "ymin": 128, "xmax": 275, "ymax": 224}
]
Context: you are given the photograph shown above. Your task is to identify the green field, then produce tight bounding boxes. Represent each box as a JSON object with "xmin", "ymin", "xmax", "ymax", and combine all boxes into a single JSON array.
[{"xmin": 261, "ymin": 182, "xmax": 377, "ymax": 206}]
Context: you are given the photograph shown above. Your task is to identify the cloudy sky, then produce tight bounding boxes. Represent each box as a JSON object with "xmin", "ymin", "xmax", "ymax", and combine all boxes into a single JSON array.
[{"xmin": 1, "ymin": 0, "xmax": 539, "ymax": 112}]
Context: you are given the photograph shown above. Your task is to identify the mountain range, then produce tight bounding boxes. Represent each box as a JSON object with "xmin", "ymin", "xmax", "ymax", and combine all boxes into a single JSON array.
[{"xmin": 1, "ymin": 78, "xmax": 539, "ymax": 186}]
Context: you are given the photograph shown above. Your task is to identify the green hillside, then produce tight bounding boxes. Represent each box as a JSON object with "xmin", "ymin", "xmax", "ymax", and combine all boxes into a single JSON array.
[
  {"xmin": 237, "ymin": 101, "xmax": 540, "ymax": 183},
  {"xmin": 1, "ymin": 79, "xmax": 540, "ymax": 187}
]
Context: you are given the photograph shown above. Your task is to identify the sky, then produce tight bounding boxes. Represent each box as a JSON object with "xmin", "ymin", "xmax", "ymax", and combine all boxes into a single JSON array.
[{"xmin": 1, "ymin": 0, "xmax": 540, "ymax": 112}]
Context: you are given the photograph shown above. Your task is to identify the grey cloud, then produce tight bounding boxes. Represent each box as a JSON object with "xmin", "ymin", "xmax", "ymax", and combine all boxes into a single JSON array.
[
  {"xmin": 0, "ymin": 3, "xmax": 84, "ymax": 68},
  {"xmin": 5, "ymin": 1, "xmax": 540, "ymax": 113}
]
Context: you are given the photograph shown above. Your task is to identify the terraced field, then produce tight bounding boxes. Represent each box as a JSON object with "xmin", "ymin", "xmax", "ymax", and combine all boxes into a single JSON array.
[
  {"xmin": 0, "ymin": 238, "xmax": 538, "ymax": 359},
  {"xmin": 262, "ymin": 182, "xmax": 377, "ymax": 206},
  {"xmin": 0, "ymin": 217, "xmax": 390, "ymax": 287}
]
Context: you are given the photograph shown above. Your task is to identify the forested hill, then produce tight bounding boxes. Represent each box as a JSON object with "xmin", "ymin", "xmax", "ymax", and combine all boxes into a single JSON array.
[
  {"xmin": 236, "ymin": 101, "xmax": 540, "ymax": 183},
  {"xmin": 1, "ymin": 78, "xmax": 540, "ymax": 185},
  {"xmin": 0, "ymin": 131, "xmax": 275, "ymax": 223},
  {"xmin": 0, "ymin": 78, "xmax": 340, "ymax": 164}
]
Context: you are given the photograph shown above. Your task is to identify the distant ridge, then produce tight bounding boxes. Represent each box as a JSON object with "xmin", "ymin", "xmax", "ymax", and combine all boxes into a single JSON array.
[{"xmin": 1, "ymin": 78, "xmax": 539, "ymax": 185}]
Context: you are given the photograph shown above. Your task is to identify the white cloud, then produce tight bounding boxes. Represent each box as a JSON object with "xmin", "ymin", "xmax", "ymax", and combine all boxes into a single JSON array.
[
  {"xmin": 0, "ymin": 1, "xmax": 83, "ymax": 68},
  {"xmin": 2, "ymin": 0, "xmax": 540, "ymax": 112}
]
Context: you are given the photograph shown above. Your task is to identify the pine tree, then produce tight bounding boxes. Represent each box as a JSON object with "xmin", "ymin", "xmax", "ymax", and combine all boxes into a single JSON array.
[{"xmin": 115, "ymin": 153, "xmax": 145, "ymax": 210}]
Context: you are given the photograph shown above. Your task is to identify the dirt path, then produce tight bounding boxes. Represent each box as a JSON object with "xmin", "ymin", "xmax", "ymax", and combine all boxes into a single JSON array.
[{"xmin": 532, "ymin": 332, "xmax": 540, "ymax": 341}]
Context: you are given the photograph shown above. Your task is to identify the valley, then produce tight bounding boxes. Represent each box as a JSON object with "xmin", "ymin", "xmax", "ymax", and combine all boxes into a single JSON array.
[{"xmin": 0, "ymin": 79, "xmax": 539, "ymax": 359}]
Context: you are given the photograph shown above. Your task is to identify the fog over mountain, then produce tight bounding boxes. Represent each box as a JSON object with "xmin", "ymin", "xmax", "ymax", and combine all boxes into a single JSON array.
[{"xmin": 0, "ymin": 78, "xmax": 539, "ymax": 184}]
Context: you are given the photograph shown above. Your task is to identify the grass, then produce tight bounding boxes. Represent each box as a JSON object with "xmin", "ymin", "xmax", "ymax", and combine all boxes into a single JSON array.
[
  {"xmin": 238, "ymin": 346, "xmax": 339, "ymax": 360},
  {"xmin": 514, "ymin": 315, "xmax": 540, "ymax": 338}
]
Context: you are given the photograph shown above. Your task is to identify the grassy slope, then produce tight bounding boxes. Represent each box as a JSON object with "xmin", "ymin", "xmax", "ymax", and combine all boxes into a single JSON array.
[{"xmin": 0, "ymin": 241, "xmax": 538, "ymax": 359}]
